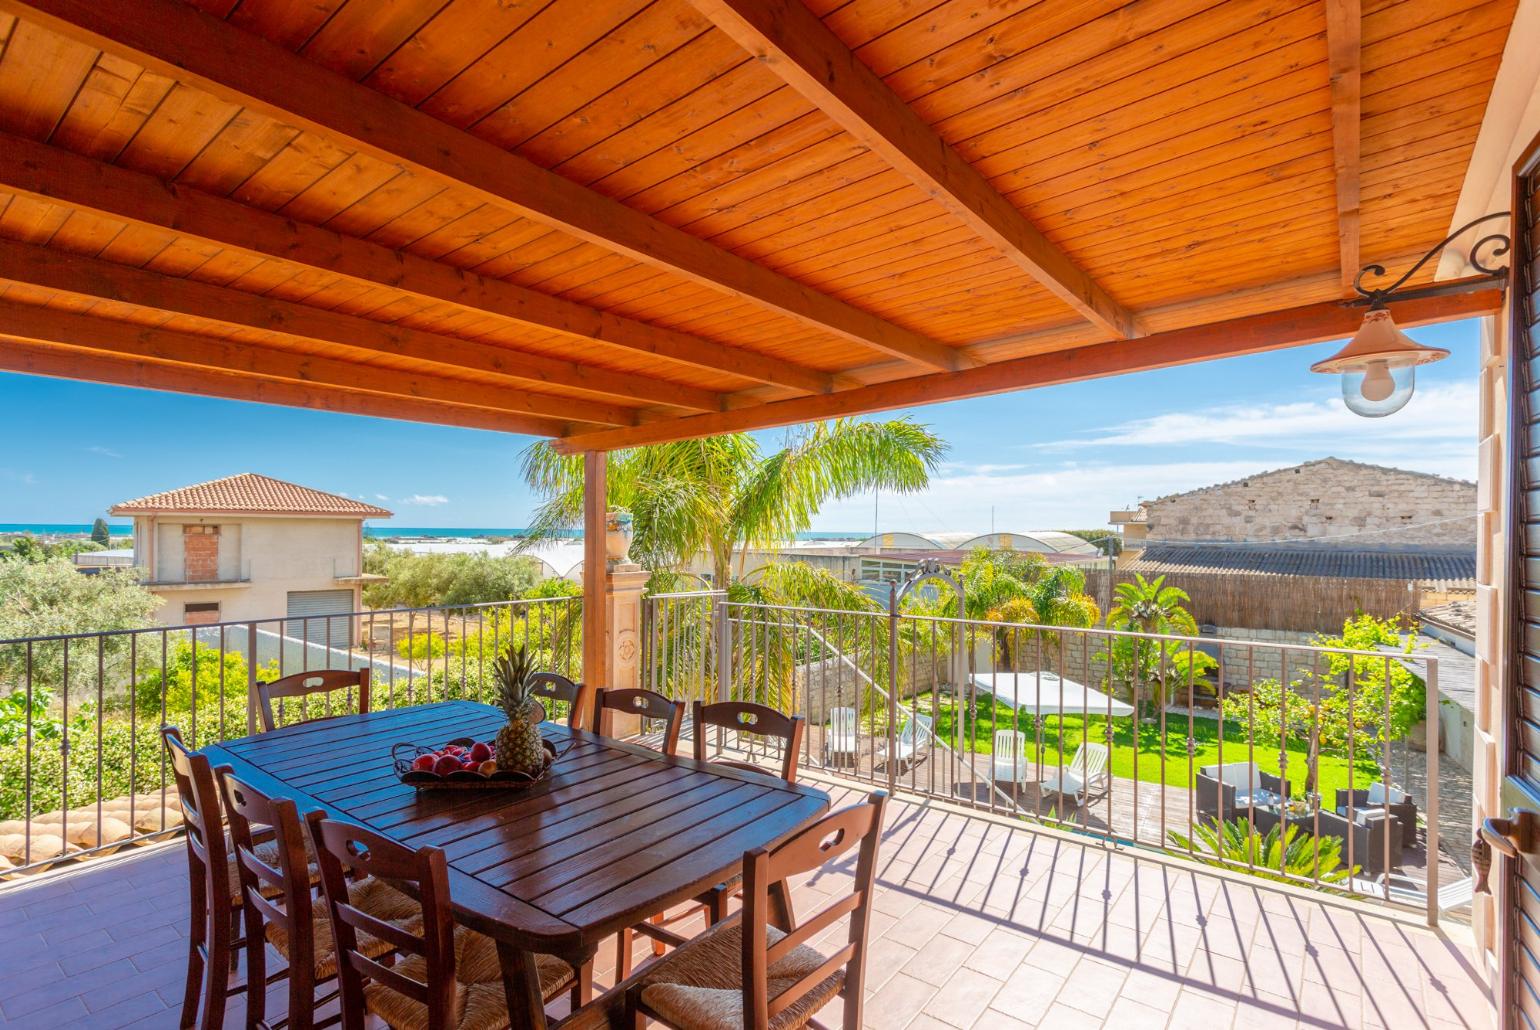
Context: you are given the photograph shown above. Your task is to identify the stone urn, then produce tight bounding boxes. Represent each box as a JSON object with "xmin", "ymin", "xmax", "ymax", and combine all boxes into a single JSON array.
[{"xmin": 605, "ymin": 510, "xmax": 632, "ymax": 564}]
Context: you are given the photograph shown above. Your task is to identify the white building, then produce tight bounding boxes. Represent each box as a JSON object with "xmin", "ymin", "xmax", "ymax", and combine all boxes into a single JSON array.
[{"xmin": 111, "ymin": 474, "xmax": 391, "ymax": 637}]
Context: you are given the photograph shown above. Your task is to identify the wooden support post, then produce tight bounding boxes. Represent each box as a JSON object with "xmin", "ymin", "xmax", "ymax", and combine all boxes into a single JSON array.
[{"xmin": 581, "ymin": 451, "xmax": 608, "ymax": 729}]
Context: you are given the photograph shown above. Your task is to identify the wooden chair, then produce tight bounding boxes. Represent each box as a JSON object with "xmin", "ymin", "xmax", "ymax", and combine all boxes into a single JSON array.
[
  {"xmin": 256, "ymin": 668, "xmax": 370, "ymax": 732},
  {"xmin": 162, "ymin": 725, "xmax": 249, "ymax": 1030},
  {"xmin": 632, "ymin": 701, "xmax": 809, "ymax": 969},
  {"xmin": 590, "ymin": 687, "xmax": 685, "ymax": 755},
  {"xmin": 693, "ymin": 700, "xmax": 806, "ymax": 784},
  {"xmin": 527, "ymin": 672, "xmax": 583, "ymax": 729},
  {"xmin": 626, "ymin": 791, "xmax": 889, "ymax": 1030},
  {"xmin": 591, "ymin": 688, "xmax": 685, "ymax": 979},
  {"xmin": 218, "ymin": 770, "xmax": 419, "ymax": 1030},
  {"xmin": 310, "ymin": 817, "xmax": 588, "ymax": 1030}
]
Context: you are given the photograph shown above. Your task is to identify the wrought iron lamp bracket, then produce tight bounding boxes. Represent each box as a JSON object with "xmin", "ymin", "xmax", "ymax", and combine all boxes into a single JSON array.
[{"xmin": 1350, "ymin": 212, "xmax": 1511, "ymax": 309}]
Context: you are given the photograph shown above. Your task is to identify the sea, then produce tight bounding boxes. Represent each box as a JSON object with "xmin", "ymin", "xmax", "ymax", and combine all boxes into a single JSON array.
[{"xmin": 0, "ymin": 523, "xmax": 866, "ymax": 542}]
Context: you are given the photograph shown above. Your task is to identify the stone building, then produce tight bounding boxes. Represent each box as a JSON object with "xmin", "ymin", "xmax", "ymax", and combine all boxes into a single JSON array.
[{"xmin": 1110, "ymin": 458, "xmax": 1474, "ymax": 550}]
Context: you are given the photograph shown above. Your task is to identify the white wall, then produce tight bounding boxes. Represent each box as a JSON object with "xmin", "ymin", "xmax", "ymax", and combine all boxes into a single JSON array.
[{"xmin": 142, "ymin": 516, "xmax": 363, "ymax": 628}]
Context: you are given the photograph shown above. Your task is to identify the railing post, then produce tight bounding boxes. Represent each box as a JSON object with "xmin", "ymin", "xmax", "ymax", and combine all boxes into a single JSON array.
[
  {"xmin": 1425, "ymin": 655, "xmax": 1440, "ymax": 928},
  {"xmin": 715, "ymin": 596, "xmax": 731, "ymax": 704},
  {"xmin": 887, "ymin": 583, "xmax": 899, "ymax": 792},
  {"xmin": 246, "ymin": 622, "xmax": 259, "ymax": 736}
]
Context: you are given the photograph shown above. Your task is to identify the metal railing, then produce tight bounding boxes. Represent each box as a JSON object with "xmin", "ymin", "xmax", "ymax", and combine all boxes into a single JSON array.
[
  {"xmin": 641, "ymin": 590, "xmax": 1448, "ymax": 925},
  {"xmin": 0, "ymin": 596, "xmax": 580, "ymax": 875}
]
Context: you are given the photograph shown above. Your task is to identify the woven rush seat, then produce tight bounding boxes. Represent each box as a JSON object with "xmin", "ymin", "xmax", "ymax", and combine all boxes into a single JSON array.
[
  {"xmin": 264, "ymin": 876, "xmax": 419, "ymax": 980},
  {"xmin": 638, "ymin": 920, "xmax": 843, "ymax": 1030},
  {"xmin": 364, "ymin": 925, "xmax": 574, "ymax": 1030},
  {"xmin": 227, "ymin": 835, "xmax": 318, "ymax": 904}
]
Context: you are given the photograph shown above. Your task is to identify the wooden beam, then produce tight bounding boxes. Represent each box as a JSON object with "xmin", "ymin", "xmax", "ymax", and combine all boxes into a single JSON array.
[
  {"xmin": 581, "ymin": 451, "xmax": 608, "ymax": 726},
  {"xmin": 687, "ymin": 0, "xmax": 1136, "ymax": 340},
  {"xmin": 1326, "ymin": 0, "xmax": 1362, "ymax": 289},
  {"xmin": 1, "ymin": 0, "xmax": 970, "ymax": 373},
  {"xmin": 0, "ymin": 298, "xmax": 625, "ymax": 427},
  {"xmin": 0, "ymin": 132, "xmax": 834, "ymax": 397},
  {"xmin": 0, "ymin": 239, "xmax": 723, "ymax": 414},
  {"xmin": 0, "ymin": 338, "xmax": 570, "ymax": 435},
  {"xmin": 554, "ymin": 283, "xmax": 1503, "ymax": 452}
]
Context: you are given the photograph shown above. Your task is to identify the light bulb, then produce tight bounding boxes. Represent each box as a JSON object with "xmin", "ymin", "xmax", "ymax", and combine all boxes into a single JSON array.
[
  {"xmin": 1341, "ymin": 363, "xmax": 1416, "ymax": 417},
  {"xmin": 1359, "ymin": 360, "xmax": 1394, "ymax": 402}
]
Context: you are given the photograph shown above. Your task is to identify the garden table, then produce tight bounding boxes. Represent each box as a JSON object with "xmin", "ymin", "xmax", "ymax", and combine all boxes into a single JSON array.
[{"xmin": 202, "ymin": 699, "xmax": 830, "ymax": 1029}]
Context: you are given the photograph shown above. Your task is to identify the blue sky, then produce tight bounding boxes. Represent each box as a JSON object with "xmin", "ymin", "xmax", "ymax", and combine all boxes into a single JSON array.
[{"xmin": 0, "ymin": 318, "xmax": 1479, "ymax": 532}]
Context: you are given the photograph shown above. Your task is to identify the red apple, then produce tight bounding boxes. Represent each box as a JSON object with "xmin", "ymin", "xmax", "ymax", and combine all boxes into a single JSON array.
[
  {"xmin": 431, "ymin": 754, "xmax": 460, "ymax": 777},
  {"xmin": 469, "ymin": 741, "xmax": 492, "ymax": 763},
  {"xmin": 411, "ymin": 754, "xmax": 436, "ymax": 773},
  {"xmin": 444, "ymin": 745, "xmax": 463, "ymax": 756}
]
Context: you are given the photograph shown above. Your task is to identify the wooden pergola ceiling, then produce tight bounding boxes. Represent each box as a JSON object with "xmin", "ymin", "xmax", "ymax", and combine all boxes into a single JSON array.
[{"xmin": 0, "ymin": 0, "xmax": 1516, "ymax": 450}]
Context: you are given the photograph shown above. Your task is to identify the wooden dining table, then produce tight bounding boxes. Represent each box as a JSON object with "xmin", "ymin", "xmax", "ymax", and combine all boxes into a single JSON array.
[{"xmin": 203, "ymin": 699, "xmax": 831, "ymax": 1029}]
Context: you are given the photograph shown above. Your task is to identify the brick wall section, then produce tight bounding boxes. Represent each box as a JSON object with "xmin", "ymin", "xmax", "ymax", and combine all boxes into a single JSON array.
[
  {"xmin": 1140, "ymin": 458, "xmax": 1475, "ymax": 548},
  {"xmin": 182, "ymin": 525, "xmax": 219, "ymax": 582}
]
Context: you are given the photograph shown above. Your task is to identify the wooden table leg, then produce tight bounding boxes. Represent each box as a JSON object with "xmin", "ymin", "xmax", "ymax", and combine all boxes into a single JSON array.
[
  {"xmin": 768, "ymin": 878, "xmax": 796, "ymax": 932},
  {"xmin": 495, "ymin": 939, "xmax": 548, "ymax": 1030}
]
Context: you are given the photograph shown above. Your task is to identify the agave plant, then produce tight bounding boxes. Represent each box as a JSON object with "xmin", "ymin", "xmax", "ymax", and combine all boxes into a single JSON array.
[{"xmin": 1168, "ymin": 818, "xmax": 1358, "ymax": 889}]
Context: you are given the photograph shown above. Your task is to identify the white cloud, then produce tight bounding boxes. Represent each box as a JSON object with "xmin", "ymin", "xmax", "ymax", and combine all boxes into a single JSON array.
[
  {"xmin": 1041, "ymin": 381, "xmax": 1475, "ymax": 452},
  {"xmin": 374, "ymin": 493, "xmax": 389, "ymax": 501},
  {"xmin": 87, "ymin": 446, "xmax": 123, "ymax": 459},
  {"xmin": 401, "ymin": 494, "xmax": 449, "ymax": 507}
]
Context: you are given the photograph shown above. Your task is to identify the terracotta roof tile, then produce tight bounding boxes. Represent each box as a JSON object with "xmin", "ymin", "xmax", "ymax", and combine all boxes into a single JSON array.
[{"xmin": 110, "ymin": 474, "xmax": 392, "ymax": 518}]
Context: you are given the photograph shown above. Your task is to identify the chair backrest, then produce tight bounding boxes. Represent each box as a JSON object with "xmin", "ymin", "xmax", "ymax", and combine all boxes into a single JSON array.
[
  {"xmin": 311, "ymin": 817, "xmax": 456, "ymax": 1030},
  {"xmin": 161, "ymin": 725, "xmax": 229, "ymax": 889},
  {"xmin": 218, "ymin": 769, "xmax": 317, "ymax": 973},
  {"xmin": 591, "ymin": 687, "xmax": 685, "ymax": 754},
  {"xmin": 528, "ymin": 672, "xmax": 583, "ymax": 729},
  {"xmin": 829, "ymin": 707, "xmax": 857, "ymax": 734},
  {"xmin": 911, "ymin": 712, "xmax": 933, "ymax": 751},
  {"xmin": 257, "ymin": 668, "xmax": 370, "ymax": 732},
  {"xmin": 1073, "ymin": 742, "xmax": 1109, "ymax": 778},
  {"xmin": 741, "ymin": 791, "xmax": 888, "ymax": 1030},
  {"xmin": 993, "ymin": 730, "xmax": 1024, "ymax": 763},
  {"xmin": 693, "ymin": 700, "xmax": 805, "ymax": 783},
  {"xmin": 1202, "ymin": 762, "xmax": 1258, "ymax": 792},
  {"xmin": 1366, "ymin": 782, "xmax": 1409, "ymax": 805}
]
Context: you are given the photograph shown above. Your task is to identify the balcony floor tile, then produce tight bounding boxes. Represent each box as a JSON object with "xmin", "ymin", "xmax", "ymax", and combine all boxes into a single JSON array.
[{"xmin": 0, "ymin": 778, "xmax": 1492, "ymax": 1029}]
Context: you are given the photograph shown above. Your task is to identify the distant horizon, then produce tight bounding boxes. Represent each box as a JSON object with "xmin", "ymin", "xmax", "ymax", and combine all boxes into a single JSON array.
[{"xmin": 0, "ymin": 523, "xmax": 883, "ymax": 539}]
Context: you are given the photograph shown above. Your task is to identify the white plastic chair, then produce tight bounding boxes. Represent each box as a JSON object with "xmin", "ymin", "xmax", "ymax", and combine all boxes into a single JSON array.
[
  {"xmin": 1385, "ymin": 875, "xmax": 1475, "ymax": 913},
  {"xmin": 824, "ymin": 707, "xmax": 858, "ymax": 767},
  {"xmin": 877, "ymin": 712, "xmax": 932, "ymax": 771},
  {"xmin": 1040, "ymin": 742, "xmax": 1110, "ymax": 807},
  {"xmin": 992, "ymin": 730, "xmax": 1031, "ymax": 784}
]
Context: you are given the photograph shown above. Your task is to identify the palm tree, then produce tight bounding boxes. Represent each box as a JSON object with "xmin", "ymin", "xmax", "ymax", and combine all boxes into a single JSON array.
[
  {"xmin": 1100, "ymin": 574, "xmax": 1212, "ymax": 710},
  {"xmin": 519, "ymin": 419, "xmax": 947, "ymax": 586},
  {"xmin": 1108, "ymin": 573, "xmax": 1197, "ymax": 636},
  {"xmin": 988, "ymin": 565, "xmax": 1101, "ymax": 668}
]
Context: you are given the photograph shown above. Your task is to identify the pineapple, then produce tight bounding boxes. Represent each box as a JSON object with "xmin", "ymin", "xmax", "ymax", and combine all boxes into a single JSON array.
[{"xmin": 493, "ymin": 644, "xmax": 546, "ymax": 776}]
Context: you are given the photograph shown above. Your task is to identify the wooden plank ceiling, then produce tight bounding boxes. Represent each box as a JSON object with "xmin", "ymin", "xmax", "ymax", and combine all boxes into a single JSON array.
[{"xmin": 0, "ymin": 0, "xmax": 1516, "ymax": 450}]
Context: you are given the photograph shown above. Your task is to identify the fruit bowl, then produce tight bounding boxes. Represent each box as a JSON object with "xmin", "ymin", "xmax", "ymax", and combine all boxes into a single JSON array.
[{"xmin": 391, "ymin": 736, "xmax": 558, "ymax": 790}]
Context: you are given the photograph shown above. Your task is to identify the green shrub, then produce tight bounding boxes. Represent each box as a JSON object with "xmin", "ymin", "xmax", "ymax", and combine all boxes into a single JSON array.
[
  {"xmin": 395, "ymin": 632, "xmax": 447, "ymax": 661},
  {"xmin": 1168, "ymin": 817, "xmax": 1356, "ymax": 888}
]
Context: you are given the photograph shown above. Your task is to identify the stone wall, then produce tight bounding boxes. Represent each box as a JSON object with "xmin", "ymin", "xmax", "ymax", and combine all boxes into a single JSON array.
[{"xmin": 1140, "ymin": 458, "xmax": 1475, "ymax": 548}]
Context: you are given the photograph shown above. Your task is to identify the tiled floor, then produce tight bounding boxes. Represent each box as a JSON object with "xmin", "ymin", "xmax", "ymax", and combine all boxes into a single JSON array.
[{"xmin": 0, "ymin": 776, "xmax": 1491, "ymax": 1029}]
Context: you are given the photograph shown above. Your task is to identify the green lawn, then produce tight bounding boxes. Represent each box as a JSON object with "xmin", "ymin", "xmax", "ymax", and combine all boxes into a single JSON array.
[{"xmin": 906, "ymin": 692, "xmax": 1382, "ymax": 801}]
